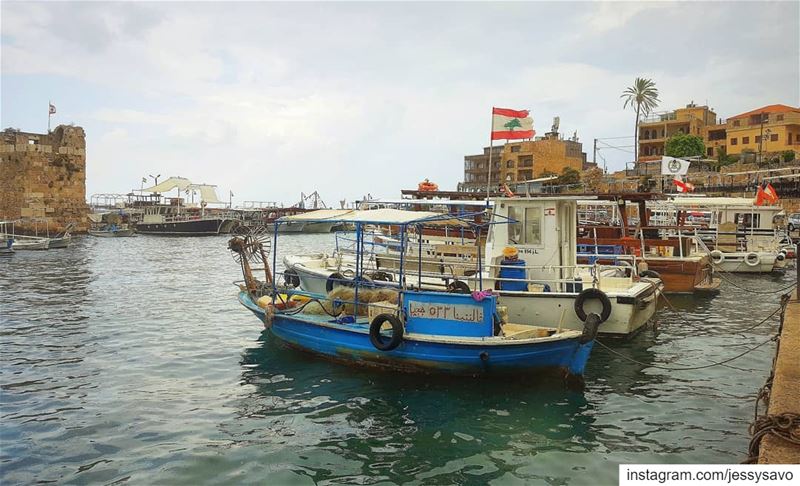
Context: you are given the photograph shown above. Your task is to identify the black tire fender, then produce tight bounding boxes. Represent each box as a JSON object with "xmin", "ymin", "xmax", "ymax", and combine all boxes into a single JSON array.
[
  {"xmin": 283, "ymin": 268, "xmax": 301, "ymax": 288},
  {"xmin": 326, "ymin": 272, "xmax": 346, "ymax": 293},
  {"xmin": 639, "ymin": 269, "xmax": 661, "ymax": 279},
  {"xmin": 574, "ymin": 288, "xmax": 612, "ymax": 324},
  {"xmin": 447, "ymin": 280, "xmax": 471, "ymax": 294},
  {"xmin": 369, "ymin": 314, "xmax": 404, "ymax": 351}
]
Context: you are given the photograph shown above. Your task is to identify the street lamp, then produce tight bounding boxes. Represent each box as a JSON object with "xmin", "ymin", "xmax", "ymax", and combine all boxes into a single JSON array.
[{"xmin": 149, "ymin": 174, "xmax": 161, "ymax": 187}]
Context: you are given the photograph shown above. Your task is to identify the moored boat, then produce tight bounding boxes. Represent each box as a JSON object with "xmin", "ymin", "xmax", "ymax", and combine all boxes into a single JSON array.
[{"xmin": 229, "ymin": 212, "xmax": 602, "ymax": 378}]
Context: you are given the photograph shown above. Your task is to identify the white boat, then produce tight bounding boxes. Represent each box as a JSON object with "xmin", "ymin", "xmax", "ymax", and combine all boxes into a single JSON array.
[
  {"xmin": 275, "ymin": 209, "xmax": 350, "ymax": 233},
  {"xmin": 283, "ymin": 197, "xmax": 662, "ymax": 337},
  {"xmin": 2, "ymin": 234, "xmax": 50, "ymax": 250},
  {"xmin": 668, "ymin": 197, "xmax": 785, "ymax": 273}
]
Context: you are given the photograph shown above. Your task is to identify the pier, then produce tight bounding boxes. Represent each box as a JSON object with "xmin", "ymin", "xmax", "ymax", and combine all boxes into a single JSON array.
[{"xmin": 752, "ymin": 289, "xmax": 800, "ymax": 463}]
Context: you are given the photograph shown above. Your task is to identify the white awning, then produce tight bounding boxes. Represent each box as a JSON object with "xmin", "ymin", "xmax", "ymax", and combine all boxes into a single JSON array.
[
  {"xmin": 278, "ymin": 208, "xmax": 470, "ymax": 226},
  {"xmin": 141, "ymin": 177, "xmax": 192, "ymax": 193},
  {"xmin": 191, "ymin": 184, "xmax": 221, "ymax": 204}
]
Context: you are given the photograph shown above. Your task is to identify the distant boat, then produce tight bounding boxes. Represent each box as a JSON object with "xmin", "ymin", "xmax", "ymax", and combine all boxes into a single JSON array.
[
  {"xmin": 47, "ymin": 223, "xmax": 76, "ymax": 249},
  {"xmin": 88, "ymin": 224, "xmax": 135, "ymax": 237}
]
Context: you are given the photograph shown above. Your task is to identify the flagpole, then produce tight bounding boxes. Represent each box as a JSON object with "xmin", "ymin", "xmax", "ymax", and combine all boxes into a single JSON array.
[
  {"xmin": 47, "ymin": 100, "xmax": 51, "ymax": 133},
  {"xmin": 486, "ymin": 110, "xmax": 495, "ymax": 200}
]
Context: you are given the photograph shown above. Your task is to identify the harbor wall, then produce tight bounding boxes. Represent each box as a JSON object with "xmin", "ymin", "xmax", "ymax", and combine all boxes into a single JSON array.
[
  {"xmin": 757, "ymin": 291, "xmax": 800, "ymax": 463},
  {"xmin": 0, "ymin": 126, "xmax": 90, "ymax": 232}
]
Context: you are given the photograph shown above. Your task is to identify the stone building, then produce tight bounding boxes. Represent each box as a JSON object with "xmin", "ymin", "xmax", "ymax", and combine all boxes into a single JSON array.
[
  {"xmin": 459, "ymin": 133, "xmax": 586, "ymax": 192},
  {"xmin": 0, "ymin": 125, "xmax": 90, "ymax": 232}
]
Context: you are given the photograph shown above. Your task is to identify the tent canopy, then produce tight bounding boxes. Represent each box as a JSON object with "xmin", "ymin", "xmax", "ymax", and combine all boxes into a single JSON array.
[
  {"xmin": 277, "ymin": 208, "xmax": 473, "ymax": 226},
  {"xmin": 141, "ymin": 177, "xmax": 192, "ymax": 193}
]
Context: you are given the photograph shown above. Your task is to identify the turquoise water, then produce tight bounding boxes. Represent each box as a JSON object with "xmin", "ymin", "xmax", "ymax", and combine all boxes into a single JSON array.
[{"xmin": 0, "ymin": 235, "xmax": 793, "ymax": 484}]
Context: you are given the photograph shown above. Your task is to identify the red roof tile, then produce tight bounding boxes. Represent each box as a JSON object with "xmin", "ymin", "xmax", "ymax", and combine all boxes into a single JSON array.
[{"xmin": 729, "ymin": 104, "xmax": 800, "ymax": 120}]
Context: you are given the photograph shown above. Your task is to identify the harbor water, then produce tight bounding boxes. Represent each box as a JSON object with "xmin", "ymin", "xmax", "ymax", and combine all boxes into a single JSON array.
[{"xmin": 0, "ymin": 235, "xmax": 793, "ymax": 484}]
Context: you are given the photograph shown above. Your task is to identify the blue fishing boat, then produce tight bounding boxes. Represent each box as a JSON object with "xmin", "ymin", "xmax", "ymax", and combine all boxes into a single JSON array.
[{"xmin": 229, "ymin": 209, "xmax": 601, "ymax": 378}]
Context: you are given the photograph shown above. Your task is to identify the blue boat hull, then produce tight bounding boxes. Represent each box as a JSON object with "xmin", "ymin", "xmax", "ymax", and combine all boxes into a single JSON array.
[{"xmin": 238, "ymin": 293, "xmax": 594, "ymax": 377}]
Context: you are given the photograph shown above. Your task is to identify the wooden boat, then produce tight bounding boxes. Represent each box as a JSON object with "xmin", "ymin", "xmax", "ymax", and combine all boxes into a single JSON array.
[
  {"xmin": 283, "ymin": 198, "xmax": 662, "ymax": 337},
  {"xmin": 230, "ymin": 211, "xmax": 600, "ymax": 378}
]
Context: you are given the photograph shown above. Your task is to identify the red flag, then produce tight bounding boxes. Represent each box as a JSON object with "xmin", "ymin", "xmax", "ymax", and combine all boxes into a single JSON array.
[
  {"xmin": 754, "ymin": 185, "xmax": 767, "ymax": 206},
  {"xmin": 673, "ymin": 177, "xmax": 694, "ymax": 193},
  {"xmin": 764, "ymin": 183, "xmax": 779, "ymax": 203}
]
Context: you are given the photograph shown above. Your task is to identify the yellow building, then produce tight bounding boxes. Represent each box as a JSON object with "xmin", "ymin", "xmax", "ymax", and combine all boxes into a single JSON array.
[
  {"xmin": 725, "ymin": 104, "xmax": 800, "ymax": 157},
  {"xmin": 497, "ymin": 135, "xmax": 585, "ymax": 184},
  {"xmin": 637, "ymin": 103, "xmax": 719, "ymax": 163}
]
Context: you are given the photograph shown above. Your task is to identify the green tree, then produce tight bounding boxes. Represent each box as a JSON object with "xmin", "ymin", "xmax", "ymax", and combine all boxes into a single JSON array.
[
  {"xmin": 558, "ymin": 167, "xmax": 581, "ymax": 185},
  {"xmin": 621, "ymin": 77, "xmax": 660, "ymax": 162},
  {"xmin": 504, "ymin": 118, "xmax": 522, "ymax": 131},
  {"xmin": 783, "ymin": 150, "xmax": 796, "ymax": 163},
  {"xmin": 665, "ymin": 133, "xmax": 705, "ymax": 158}
]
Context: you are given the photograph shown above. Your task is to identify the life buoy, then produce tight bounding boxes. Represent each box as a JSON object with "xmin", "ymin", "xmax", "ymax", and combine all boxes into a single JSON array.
[
  {"xmin": 709, "ymin": 250, "xmax": 725, "ymax": 264},
  {"xmin": 447, "ymin": 280, "xmax": 471, "ymax": 294},
  {"xmin": 574, "ymin": 288, "xmax": 612, "ymax": 323},
  {"xmin": 326, "ymin": 272, "xmax": 346, "ymax": 293},
  {"xmin": 639, "ymin": 269, "xmax": 661, "ymax": 279},
  {"xmin": 745, "ymin": 252, "xmax": 760, "ymax": 267},
  {"xmin": 369, "ymin": 314, "xmax": 404, "ymax": 351},
  {"xmin": 283, "ymin": 268, "xmax": 300, "ymax": 288}
]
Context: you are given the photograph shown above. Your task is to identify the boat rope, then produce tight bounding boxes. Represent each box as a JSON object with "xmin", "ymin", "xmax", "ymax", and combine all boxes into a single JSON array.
[
  {"xmin": 744, "ymin": 413, "xmax": 800, "ymax": 463},
  {"xmin": 658, "ymin": 291, "xmax": 788, "ymax": 335},
  {"xmin": 710, "ymin": 262, "xmax": 797, "ymax": 294},
  {"xmin": 595, "ymin": 333, "xmax": 779, "ymax": 371}
]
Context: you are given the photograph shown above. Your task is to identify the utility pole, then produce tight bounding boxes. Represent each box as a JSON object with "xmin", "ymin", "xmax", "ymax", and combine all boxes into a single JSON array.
[
  {"xmin": 593, "ymin": 138, "xmax": 598, "ymax": 170},
  {"xmin": 758, "ymin": 112, "xmax": 765, "ymax": 164}
]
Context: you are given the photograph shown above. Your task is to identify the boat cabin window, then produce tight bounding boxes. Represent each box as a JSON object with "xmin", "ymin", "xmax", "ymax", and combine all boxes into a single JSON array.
[
  {"xmin": 735, "ymin": 213, "xmax": 760, "ymax": 229},
  {"xmin": 507, "ymin": 206, "xmax": 542, "ymax": 245}
]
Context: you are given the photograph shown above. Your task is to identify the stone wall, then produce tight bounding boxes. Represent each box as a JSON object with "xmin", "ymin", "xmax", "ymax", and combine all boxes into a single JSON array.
[{"xmin": 0, "ymin": 126, "xmax": 89, "ymax": 232}]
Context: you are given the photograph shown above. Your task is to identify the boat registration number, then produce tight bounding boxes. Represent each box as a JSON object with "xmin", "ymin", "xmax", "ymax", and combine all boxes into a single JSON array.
[{"xmin": 407, "ymin": 301, "xmax": 484, "ymax": 323}]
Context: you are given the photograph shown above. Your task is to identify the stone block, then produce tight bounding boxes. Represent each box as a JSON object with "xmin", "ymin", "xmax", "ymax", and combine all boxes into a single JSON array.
[{"xmin": 20, "ymin": 207, "xmax": 33, "ymax": 217}]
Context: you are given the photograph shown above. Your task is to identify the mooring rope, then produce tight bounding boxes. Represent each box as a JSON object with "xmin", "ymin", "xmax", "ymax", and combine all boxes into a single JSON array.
[
  {"xmin": 710, "ymin": 261, "xmax": 797, "ymax": 294},
  {"xmin": 658, "ymin": 291, "xmax": 788, "ymax": 335},
  {"xmin": 744, "ymin": 413, "xmax": 800, "ymax": 463},
  {"xmin": 595, "ymin": 334, "xmax": 780, "ymax": 371}
]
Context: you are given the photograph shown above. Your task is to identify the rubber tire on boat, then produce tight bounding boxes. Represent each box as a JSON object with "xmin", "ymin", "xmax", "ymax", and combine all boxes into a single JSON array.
[
  {"xmin": 776, "ymin": 252, "xmax": 786, "ymax": 262},
  {"xmin": 574, "ymin": 288, "xmax": 612, "ymax": 324},
  {"xmin": 447, "ymin": 280, "xmax": 471, "ymax": 294},
  {"xmin": 744, "ymin": 252, "xmax": 760, "ymax": 267},
  {"xmin": 283, "ymin": 268, "xmax": 301, "ymax": 288},
  {"xmin": 579, "ymin": 312, "xmax": 602, "ymax": 344},
  {"xmin": 369, "ymin": 314, "xmax": 404, "ymax": 351},
  {"xmin": 639, "ymin": 269, "xmax": 661, "ymax": 279},
  {"xmin": 709, "ymin": 250, "xmax": 725, "ymax": 264},
  {"xmin": 326, "ymin": 272, "xmax": 346, "ymax": 293},
  {"xmin": 370, "ymin": 271, "xmax": 394, "ymax": 282}
]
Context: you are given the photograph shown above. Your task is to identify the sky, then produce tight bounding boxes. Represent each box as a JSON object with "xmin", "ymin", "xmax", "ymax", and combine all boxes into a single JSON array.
[{"xmin": 2, "ymin": 1, "xmax": 799, "ymax": 206}]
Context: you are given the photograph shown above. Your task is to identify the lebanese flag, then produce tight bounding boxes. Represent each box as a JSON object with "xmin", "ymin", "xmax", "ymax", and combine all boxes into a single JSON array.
[
  {"xmin": 491, "ymin": 107, "xmax": 535, "ymax": 140},
  {"xmin": 673, "ymin": 176, "xmax": 694, "ymax": 193},
  {"xmin": 764, "ymin": 183, "xmax": 779, "ymax": 203}
]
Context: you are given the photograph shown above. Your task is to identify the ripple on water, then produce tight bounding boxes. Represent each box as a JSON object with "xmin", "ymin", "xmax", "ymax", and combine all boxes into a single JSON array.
[{"xmin": 0, "ymin": 234, "xmax": 792, "ymax": 484}]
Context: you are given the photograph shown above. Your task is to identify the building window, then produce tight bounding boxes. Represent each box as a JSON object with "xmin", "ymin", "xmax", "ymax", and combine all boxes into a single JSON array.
[
  {"xmin": 770, "ymin": 133, "xmax": 778, "ymax": 142},
  {"xmin": 707, "ymin": 147, "xmax": 714, "ymax": 156},
  {"xmin": 755, "ymin": 136, "xmax": 761, "ymax": 143},
  {"xmin": 506, "ymin": 160, "xmax": 514, "ymax": 168},
  {"xmin": 777, "ymin": 114, "xmax": 784, "ymax": 121},
  {"xmin": 731, "ymin": 138, "xmax": 738, "ymax": 145},
  {"xmin": 511, "ymin": 146, "xmax": 520, "ymax": 153},
  {"xmin": 789, "ymin": 133, "xmax": 793, "ymax": 144},
  {"xmin": 661, "ymin": 129, "xmax": 665, "ymax": 137},
  {"xmin": 743, "ymin": 136, "xmax": 750, "ymax": 144},
  {"xmin": 733, "ymin": 120, "xmax": 740, "ymax": 127}
]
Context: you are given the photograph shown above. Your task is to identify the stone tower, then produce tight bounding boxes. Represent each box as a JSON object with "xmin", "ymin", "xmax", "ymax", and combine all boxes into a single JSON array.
[{"xmin": 0, "ymin": 125, "xmax": 90, "ymax": 232}]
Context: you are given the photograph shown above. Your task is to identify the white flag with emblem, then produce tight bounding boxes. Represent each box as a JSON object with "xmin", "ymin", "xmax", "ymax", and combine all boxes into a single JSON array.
[{"xmin": 661, "ymin": 156, "xmax": 690, "ymax": 176}]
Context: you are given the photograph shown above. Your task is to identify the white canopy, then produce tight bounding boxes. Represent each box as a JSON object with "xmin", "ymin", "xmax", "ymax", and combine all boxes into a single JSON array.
[
  {"xmin": 190, "ymin": 184, "xmax": 221, "ymax": 204},
  {"xmin": 278, "ymin": 208, "xmax": 470, "ymax": 226},
  {"xmin": 141, "ymin": 177, "xmax": 192, "ymax": 193}
]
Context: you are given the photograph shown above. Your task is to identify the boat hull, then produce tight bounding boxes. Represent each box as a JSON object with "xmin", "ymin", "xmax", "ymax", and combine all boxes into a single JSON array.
[
  {"xmin": 135, "ymin": 218, "xmax": 224, "ymax": 236},
  {"xmin": 238, "ymin": 293, "xmax": 594, "ymax": 376},
  {"xmin": 47, "ymin": 236, "xmax": 71, "ymax": 248},
  {"xmin": 88, "ymin": 229, "xmax": 135, "ymax": 237},
  {"xmin": 713, "ymin": 252, "xmax": 777, "ymax": 273}
]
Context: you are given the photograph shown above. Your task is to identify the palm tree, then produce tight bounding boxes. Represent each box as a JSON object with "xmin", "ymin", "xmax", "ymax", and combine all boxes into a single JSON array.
[{"xmin": 621, "ymin": 78, "xmax": 660, "ymax": 163}]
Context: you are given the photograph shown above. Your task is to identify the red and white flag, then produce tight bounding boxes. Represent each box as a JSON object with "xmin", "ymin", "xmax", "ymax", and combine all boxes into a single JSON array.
[
  {"xmin": 491, "ymin": 107, "xmax": 534, "ymax": 140},
  {"xmin": 764, "ymin": 183, "xmax": 779, "ymax": 203},
  {"xmin": 673, "ymin": 175, "xmax": 694, "ymax": 193}
]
